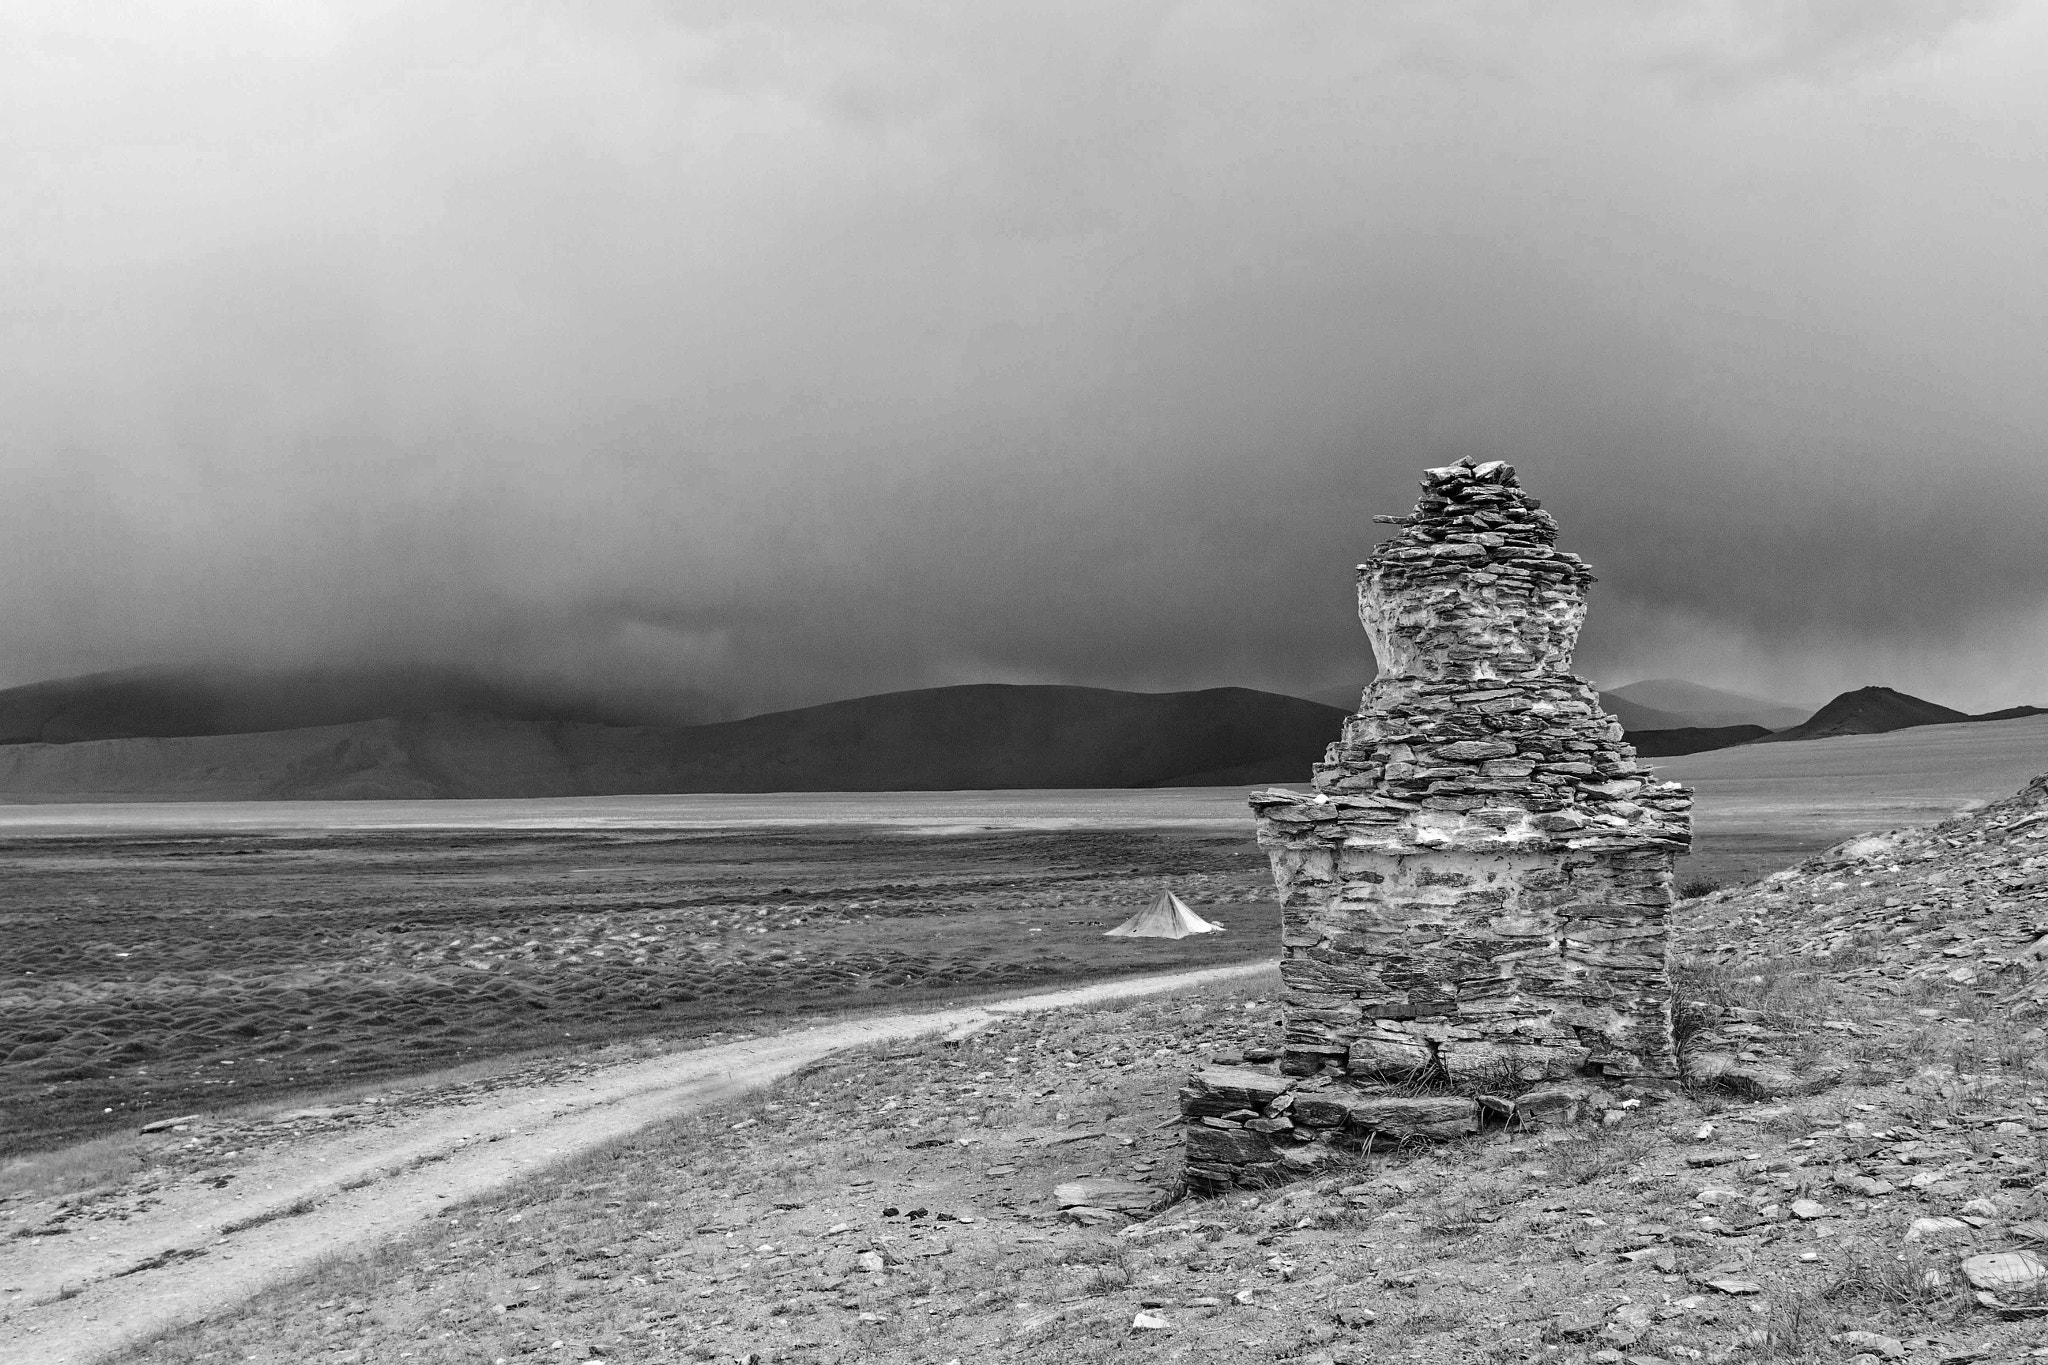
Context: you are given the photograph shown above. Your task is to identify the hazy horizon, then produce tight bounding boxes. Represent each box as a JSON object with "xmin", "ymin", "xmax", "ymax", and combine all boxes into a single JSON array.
[
  {"xmin": 7, "ymin": 3, "xmax": 2046, "ymax": 719},
  {"xmin": 0, "ymin": 657, "xmax": 1936, "ymax": 731}
]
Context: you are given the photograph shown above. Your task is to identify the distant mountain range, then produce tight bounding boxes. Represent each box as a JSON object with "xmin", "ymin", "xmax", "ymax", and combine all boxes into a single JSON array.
[
  {"xmin": 0, "ymin": 679, "xmax": 1349, "ymax": 801},
  {"xmin": 1589, "ymin": 679, "xmax": 1810, "ymax": 755},
  {"xmin": 1597, "ymin": 679, "xmax": 1814, "ymax": 732},
  {"xmin": 0, "ymin": 664, "xmax": 660, "ymax": 744},
  {"xmin": 1624, "ymin": 683, "xmax": 2044, "ymax": 755},
  {"xmin": 1595, "ymin": 678, "xmax": 2042, "ymax": 756},
  {"xmin": 0, "ymin": 666, "xmax": 2034, "ymax": 801},
  {"xmin": 1620, "ymin": 724, "xmax": 1774, "ymax": 758}
]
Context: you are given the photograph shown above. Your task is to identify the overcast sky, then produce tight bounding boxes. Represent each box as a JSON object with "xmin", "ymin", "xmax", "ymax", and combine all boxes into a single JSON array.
[{"xmin": 4, "ymin": 1, "xmax": 2045, "ymax": 718}]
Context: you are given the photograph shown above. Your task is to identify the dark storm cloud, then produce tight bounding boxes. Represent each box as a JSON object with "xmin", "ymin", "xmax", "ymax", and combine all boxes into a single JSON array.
[{"xmin": 3, "ymin": 1, "xmax": 2044, "ymax": 717}]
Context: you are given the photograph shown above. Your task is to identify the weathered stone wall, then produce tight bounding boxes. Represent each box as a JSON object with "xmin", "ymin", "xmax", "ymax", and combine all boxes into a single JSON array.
[
  {"xmin": 1264, "ymin": 844, "xmax": 1681, "ymax": 1085},
  {"xmin": 1182, "ymin": 457, "xmax": 1691, "ymax": 1194}
]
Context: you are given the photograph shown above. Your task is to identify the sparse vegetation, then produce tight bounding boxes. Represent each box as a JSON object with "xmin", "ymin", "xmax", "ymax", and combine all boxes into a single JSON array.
[
  {"xmin": 69, "ymin": 944, "xmax": 2047, "ymax": 1365},
  {"xmin": 1824, "ymin": 1242, "xmax": 1971, "ymax": 1315},
  {"xmin": 15, "ymin": 773, "xmax": 2048, "ymax": 1361}
]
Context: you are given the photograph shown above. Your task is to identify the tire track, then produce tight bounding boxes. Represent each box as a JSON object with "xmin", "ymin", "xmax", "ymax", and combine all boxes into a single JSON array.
[{"xmin": 0, "ymin": 962, "xmax": 1269, "ymax": 1364}]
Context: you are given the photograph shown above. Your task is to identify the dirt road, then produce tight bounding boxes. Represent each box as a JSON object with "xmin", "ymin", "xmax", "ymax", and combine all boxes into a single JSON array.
[{"xmin": 0, "ymin": 962, "xmax": 1269, "ymax": 1364}]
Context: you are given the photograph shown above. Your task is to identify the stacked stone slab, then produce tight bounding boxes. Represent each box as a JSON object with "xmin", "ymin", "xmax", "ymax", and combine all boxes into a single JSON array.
[{"xmin": 1183, "ymin": 457, "xmax": 1691, "ymax": 1193}]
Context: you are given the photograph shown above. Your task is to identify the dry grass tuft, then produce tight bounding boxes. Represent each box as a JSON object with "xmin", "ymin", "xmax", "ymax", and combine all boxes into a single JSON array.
[
  {"xmin": 1824, "ymin": 1243, "xmax": 1971, "ymax": 1319},
  {"xmin": 0, "ymin": 1132, "xmax": 146, "ymax": 1203},
  {"xmin": 1547, "ymin": 1125, "xmax": 1655, "ymax": 1186}
]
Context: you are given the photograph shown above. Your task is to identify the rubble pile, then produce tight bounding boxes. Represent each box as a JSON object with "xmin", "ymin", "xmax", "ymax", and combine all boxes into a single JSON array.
[{"xmin": 1184, "ymin": 457, "xmax": 1691, "ymax": 1192}]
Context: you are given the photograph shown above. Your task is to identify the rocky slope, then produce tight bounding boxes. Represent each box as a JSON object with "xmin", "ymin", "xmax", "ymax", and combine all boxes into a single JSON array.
[
  {"xmin": 1676, "ymin": 773, "xmax": 2048, "ymax": 1008},
  {"xmin": 97, "ymin": 941, "xmax": 2048, "ymax": 1365}
]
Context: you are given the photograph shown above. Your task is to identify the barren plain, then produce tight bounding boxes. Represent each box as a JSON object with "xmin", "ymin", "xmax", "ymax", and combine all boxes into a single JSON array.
[
  {"xmin": 6, "ymin": 717, "xmax": 2048, "ymax": 1363},
  {"xmin": 1, "ymin": 824, "xmax": 1274, "ymax": 1157}
]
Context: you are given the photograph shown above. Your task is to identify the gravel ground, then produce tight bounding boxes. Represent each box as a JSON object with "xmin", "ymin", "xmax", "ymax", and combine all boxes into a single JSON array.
[{"xmin": 106, "ymin": 957, "xmax": 2048, "ymax": 1364}]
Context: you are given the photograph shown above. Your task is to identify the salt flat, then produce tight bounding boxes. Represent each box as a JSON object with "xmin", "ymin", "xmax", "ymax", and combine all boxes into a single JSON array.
[{"xmin": 0, "ymin": 787, "xmax": 1263, "ymax": 835}]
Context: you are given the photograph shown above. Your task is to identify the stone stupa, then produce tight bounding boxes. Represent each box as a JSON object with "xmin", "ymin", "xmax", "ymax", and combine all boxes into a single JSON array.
[{"xmin": 1181, "ymin": 457, "xmax": 1691, "ymax": 1192}]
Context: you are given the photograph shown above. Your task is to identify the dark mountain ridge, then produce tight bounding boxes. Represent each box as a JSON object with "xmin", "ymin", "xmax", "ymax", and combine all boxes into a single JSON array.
[
  {"xmin": 1694, "ymin": 684, "xmax": 2047, "ymax": 747},
  {"xmin": 0, "ymin": 665, "xmax": 2035, "ymax": 799},
  {"xmin": 624, "ymin": 683, "xmax": 1351, "ymax": 792},
  {"xmin": 0, "ymin": 664, "xmax": 654, "ymax": 746},
  {"xmin": 1760, "ymin": 685, "xmax": 1971, "ymax": 743},
  {"xmin": 1634, "ymin": 685, "xmax": 2043, "ymax": 755},
  {"xmin": 0, "ymin": 684, "xmax": 1349, "ymax": 801},
  {"xmin": 1620, "ymin": 724, "xmax": 1772, "ymax": 758}
]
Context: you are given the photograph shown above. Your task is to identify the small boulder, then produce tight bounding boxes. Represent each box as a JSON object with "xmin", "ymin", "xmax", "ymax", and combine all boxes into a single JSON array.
[
  {"xmin": 1833, "ymin": 1332, "xmax": 1904, "ymax": 1360},
  {"xmin": 1704, "ymin": 1278, "xmax": 1762, "ymax": 1295},
  {"xmin": 1514, "ymin": 1083, "xmax": 1593, "ymax": 1126},
  {"xmin": 1907, "ymin": 1216, "xmax": 1972, "ymax": 1241},
  {"xmin": 140, "ymin": 1114, "xmax": 200, "ymax": 1134},
  {"xmin": 1961, "ymin": 1250, "xmax": 2048, "ymax": 1294},
  {"xmin": 1549, "ymin": 1304, "xmax": 1603, "ymax": 1338}
]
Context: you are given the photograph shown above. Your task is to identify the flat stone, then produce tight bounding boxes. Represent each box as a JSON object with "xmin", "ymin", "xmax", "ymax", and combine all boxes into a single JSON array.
[
  {"xmin": 1515, "ymin": 1083, "xmax": 1593, "ymax": 1125},
  {"xmin": 1961, "ymin": 1250, "xmax": 2048, "ymax": 1294},
  {"xmin": 1907, "ymin": 1217, "xmax": 1971, "ymax": 1241},
  {"xmin": 1182, "ymin": 1067, "xmax": 1291, "ymax": 1110},
  {"xmin": 1834, "ymin": 1332, "xmax": 1905, "ymax": 1360},
  {"xmin": 1434, "ymin": 740, "xmax": 1517, "ymax": 761},
  {"xmin": 1685, "ymin": 1148, "xmax": 1745, "ymax": 1167},
  {"xmin": 1063, "ymin": 1207, "xmax": 1131, "ymax": 1228},
  {"xmin": 1550, "ymin": 1304, "xmax": 1604, "ymax": 1337},
  {"xmin": 1054, "ymin": 1178, "xmax": 1161, "ymax": 1214},
  {"xmin": 1704, "ymin": 1278, "xmax": 1762, "ymax": 1295},
  {"xmin": 139, "ymin": 1114, "xmax": 201, "ymax": 1134},
  {"xmin": 1342, "ymin": 1094, "xmax": 1481, "ymax": 1140},
  {"xmin": 1183, "ymin": 1125, "xmax": 1274, "ymax": 1165}
]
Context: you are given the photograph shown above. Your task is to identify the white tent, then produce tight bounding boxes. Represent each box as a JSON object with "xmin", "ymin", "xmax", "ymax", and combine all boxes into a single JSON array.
[{"xmin": 1103, "ymin": 888, "xmax": 1224, "ymax": 939}]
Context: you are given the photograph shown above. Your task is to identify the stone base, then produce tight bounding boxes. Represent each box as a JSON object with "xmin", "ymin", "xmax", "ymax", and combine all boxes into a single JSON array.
[
  {"xmin": 1178, "ymin": 1063, "xmax": 1601, "ymax": 1195},
  {"xmin": 1261, "ymin": 836, "xmax": 1685, "ymax": 1087}
]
